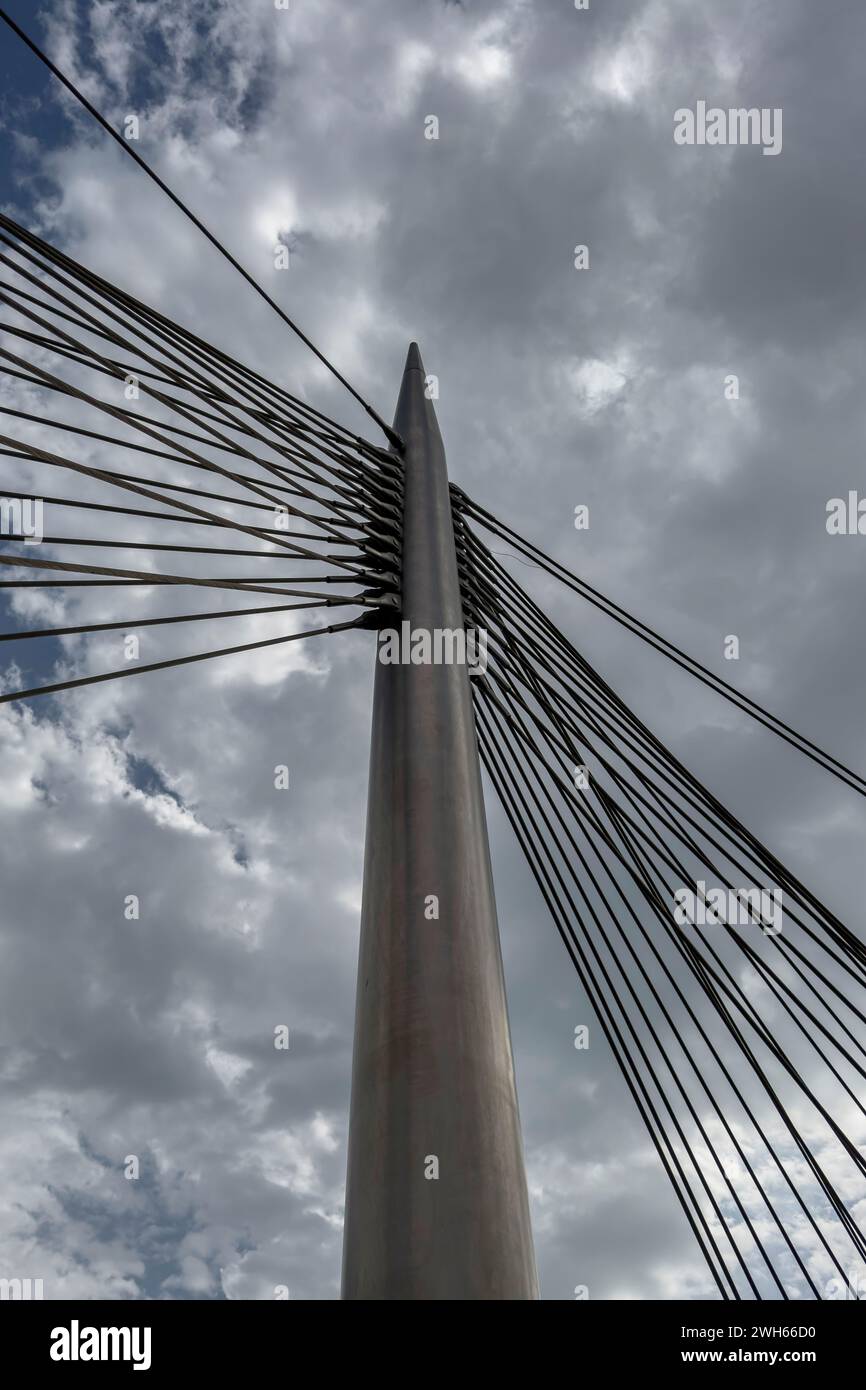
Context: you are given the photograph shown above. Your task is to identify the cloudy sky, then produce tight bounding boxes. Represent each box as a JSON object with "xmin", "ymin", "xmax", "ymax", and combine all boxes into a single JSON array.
[{"xmin": 1, "ymin": 0, "xmax": 865, "ymax": 1301}]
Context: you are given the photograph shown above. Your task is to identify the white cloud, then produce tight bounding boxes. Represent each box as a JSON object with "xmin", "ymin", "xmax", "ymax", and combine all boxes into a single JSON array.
[{"xmin": 564, "ymin": 356, "xmax": 629, "ymax": 417}]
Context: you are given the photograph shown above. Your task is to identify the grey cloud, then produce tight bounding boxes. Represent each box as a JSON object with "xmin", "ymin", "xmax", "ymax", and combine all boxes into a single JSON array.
[{"xmin": 0, "ymin": 0, "xmax": 864, "ymax": 1299}]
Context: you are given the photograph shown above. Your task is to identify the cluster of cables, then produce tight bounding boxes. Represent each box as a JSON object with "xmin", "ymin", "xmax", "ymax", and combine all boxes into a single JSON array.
[
  {"xmin": 0, "ymin": 214, "xmax": 403, "ymax": 702},
  {"xmin": 454, "ymin": 488, "xmax": 866, "ymax": 1300}
]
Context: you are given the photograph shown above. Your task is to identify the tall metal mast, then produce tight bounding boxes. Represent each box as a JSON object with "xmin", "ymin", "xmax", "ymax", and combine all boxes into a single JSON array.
[{"xmin": 342, "ymin": 343, "xmax": 538, "ymax": 1300}]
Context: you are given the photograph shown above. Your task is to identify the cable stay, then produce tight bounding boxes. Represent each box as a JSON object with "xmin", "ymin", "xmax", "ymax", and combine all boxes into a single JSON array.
[
  {"xmin": 456, "ymin": 504, "xmax": 866, "ymax": 1300},
  {"xmin": 0, "ymin": 8, "xmax": 402, "ymax": 451},
  {"xmin": 455, "ymin": 487, "xmax": 866, "ymax": 802}
]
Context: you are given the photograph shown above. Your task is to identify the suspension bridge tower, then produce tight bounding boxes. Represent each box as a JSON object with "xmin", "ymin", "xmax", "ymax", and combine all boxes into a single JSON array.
[{"xmin": 341, "ymin": 344, "xmax": 538, "ymax": 1300}]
